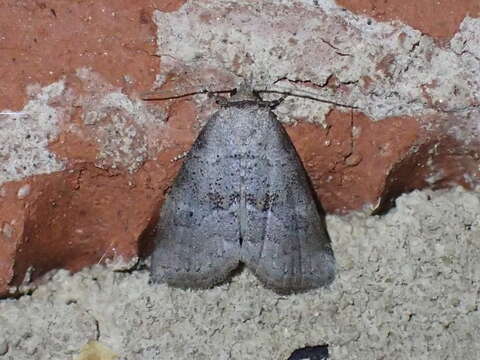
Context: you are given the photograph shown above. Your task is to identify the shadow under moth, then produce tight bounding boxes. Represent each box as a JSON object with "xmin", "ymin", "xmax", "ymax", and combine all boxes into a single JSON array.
[{"xmin": 148, "ymin": 89, "xmax": 336, "ymax": 294}]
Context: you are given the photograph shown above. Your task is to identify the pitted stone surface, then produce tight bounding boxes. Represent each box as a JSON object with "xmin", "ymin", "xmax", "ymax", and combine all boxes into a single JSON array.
[{"xmin": 0, "ymin": 188, "xmax": 478, "ymax": 359}]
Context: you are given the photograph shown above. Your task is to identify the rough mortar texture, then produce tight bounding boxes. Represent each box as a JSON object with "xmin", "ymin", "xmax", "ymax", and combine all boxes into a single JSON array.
[
  {"xmin": 0, "ymin": 68, "xmax": 167, "ymax": 183},
  {"xmin": 154, "ymin": 0, "xmax": 480, "ymax": 125},
  {"xmin": 1, "ymin": 188, "xmax": 479, "ymax": 359},
  {"xmin": 0, "ymin": 0, "xmax": 479, "ymax": 328},
  {"xmin": 75, "ymin": 68, "xmax": 167, "ymax": 172},
  {"xmin": 0, "ymin": 81, "xmax": 66, "ymax": 186}
]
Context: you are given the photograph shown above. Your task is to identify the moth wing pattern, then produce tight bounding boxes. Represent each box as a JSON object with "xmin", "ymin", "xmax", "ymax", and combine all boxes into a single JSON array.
[
  {"xmin": 151, "ymin": 95, "xmax": 336, "ymax": 293},
  {"xmin": 150, "ymin": 111, "xmax": 242, "ymax": 289},
  {"xmin": 237, "ymin": 104, "xmax": 335, "ymax": 293}
]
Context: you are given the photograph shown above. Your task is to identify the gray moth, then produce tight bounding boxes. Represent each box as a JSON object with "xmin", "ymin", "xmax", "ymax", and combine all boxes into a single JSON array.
[{"xmin": 150, "ymin": 90, "xmax": 335, "ymax": 293}]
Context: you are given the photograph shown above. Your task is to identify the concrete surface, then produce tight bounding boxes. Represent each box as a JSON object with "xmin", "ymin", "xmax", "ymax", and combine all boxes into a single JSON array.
[
  {"xmin": 1, "ymin": 0, "xmax": 480, "ymax": 295},
  {"xmin": 0, "ymin": 187, "xmax": 478, "ymax": 359}
]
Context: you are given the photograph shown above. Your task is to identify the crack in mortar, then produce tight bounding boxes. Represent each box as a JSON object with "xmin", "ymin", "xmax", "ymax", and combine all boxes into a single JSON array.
[{"xmin": 153, "ymin": 0, "xmax": 480, "ymax": 128}]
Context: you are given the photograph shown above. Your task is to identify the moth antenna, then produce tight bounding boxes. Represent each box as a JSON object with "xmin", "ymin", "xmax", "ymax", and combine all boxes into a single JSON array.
[
  {"xmin": 255, "ymin": 88, "xmax": 359, "ymax": 109},
  {"xmin": 141, "ymin": 88, "xmax": 235, "ymax": 101}
]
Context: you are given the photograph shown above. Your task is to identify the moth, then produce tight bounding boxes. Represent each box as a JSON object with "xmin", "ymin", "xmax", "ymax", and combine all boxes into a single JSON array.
[{"xmin": 147, "ymin": 89, "xmax": 336, "ymax": 293}]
